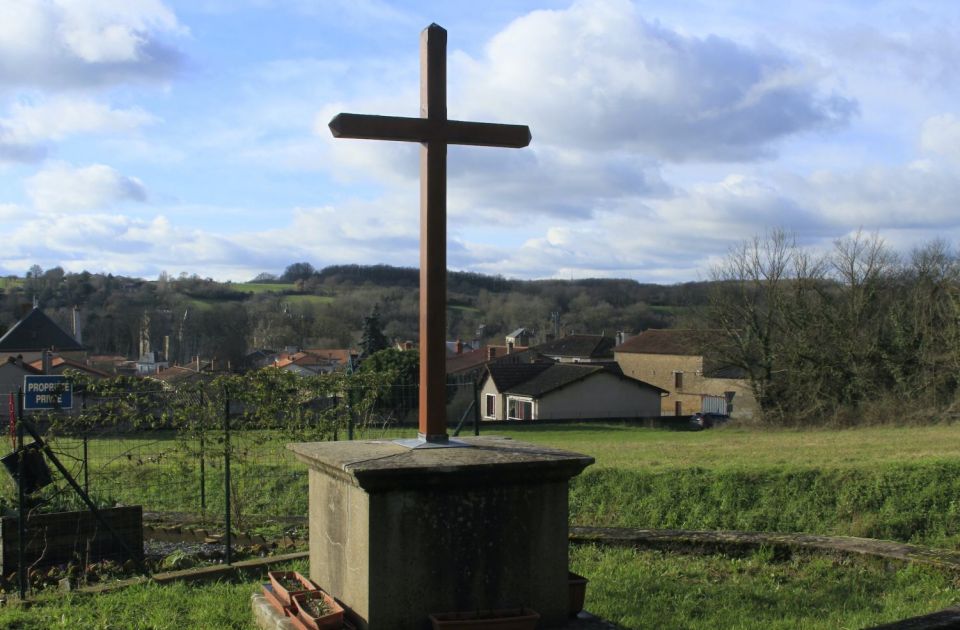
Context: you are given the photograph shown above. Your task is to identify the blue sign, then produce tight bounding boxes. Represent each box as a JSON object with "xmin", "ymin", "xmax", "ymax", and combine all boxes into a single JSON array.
[{"xmin": 23, "ymin": 375, "xmax": 73, "ymax": 410}]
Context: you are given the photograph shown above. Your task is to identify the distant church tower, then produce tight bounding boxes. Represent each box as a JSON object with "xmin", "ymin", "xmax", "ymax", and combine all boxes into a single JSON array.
[{"xmin": 139, "ymin": 313, "xmax": 151, "ymax": 358}]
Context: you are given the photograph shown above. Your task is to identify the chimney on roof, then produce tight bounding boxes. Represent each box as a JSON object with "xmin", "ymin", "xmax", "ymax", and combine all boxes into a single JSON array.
[
  {"xmin": 507, "ymin": 341, "xmax": 514, "ymax": 354},
  {"xmin": 456, "ymin": 339, "xmax": 463, "ymax": 355},
  {"xmin": 72, "ymin": 306, "xmax": 82, "ymax": 345},
  {"xmin": 195, "ymin": 355, "xmax": 200, "ymax": 372},
  {"xmin": 488, "ymin": 347, "xmax": 497, "ymax": 360}
]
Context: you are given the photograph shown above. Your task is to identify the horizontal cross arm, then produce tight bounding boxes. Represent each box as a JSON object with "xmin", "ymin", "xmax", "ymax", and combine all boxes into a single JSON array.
[
  {"xmin": 329, "ymin": 113, "xmax": 531, "ymax": 148},
  {"xmin": 329, "ymin": 113, "xmax": 428, "ymax": 143},
  {"xmin": 444, "ymin": 120, "xmax": 531, "ymax": 148}
]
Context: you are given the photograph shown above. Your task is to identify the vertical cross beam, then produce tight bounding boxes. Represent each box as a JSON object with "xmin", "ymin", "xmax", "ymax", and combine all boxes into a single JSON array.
[
  {"xmin": 419, "ymin": 25, "xmax": 447, "ymax": 442},
  {"xmin": 327, "ymin": 24, "xmax": 530, "ymax": 446}
]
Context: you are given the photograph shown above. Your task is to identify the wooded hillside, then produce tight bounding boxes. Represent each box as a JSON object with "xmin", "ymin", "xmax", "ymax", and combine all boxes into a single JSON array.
[{"xmin": 0, "ymin": 264, "xmax": 707, "ymax": 365}]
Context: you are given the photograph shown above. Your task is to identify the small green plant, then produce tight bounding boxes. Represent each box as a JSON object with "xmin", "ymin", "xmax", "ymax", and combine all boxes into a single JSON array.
[{"xmin": 300, "ymin": 593, "xmax": 331, "ymax": 617}]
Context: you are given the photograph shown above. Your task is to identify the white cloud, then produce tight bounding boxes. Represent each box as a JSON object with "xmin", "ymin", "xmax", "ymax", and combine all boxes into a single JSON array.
[
  {"xmin": 455, "ymin": 0, "xmax": 856, "ymax": 162},
  {"xmin": 25, "ymin": 162, "xmax": 147, "ymax": 211},
  {"xmin": 798, "ymin": 162, "xmax": 960, "ymax": 229},
  {"xmin": 0, "ymin": 203, "xmax": 22, "ymax": 221},
  {"xmin": 314, "ymin": 0, "xmax": 857, "ymax": 233},
  {"xmin": 0, "ymin": 0, "xmax": 185, "ymax": 89},
  {"xmin": 4, "ymin": 97, "xmax": 156, "ymax": 142},
  {"xmin": 0, "ymin": 97, "xmax": 156, "ymax": 163},
  {"xmin": 921, "ymin": 114, "xmax": 960, "ymax": 163}
]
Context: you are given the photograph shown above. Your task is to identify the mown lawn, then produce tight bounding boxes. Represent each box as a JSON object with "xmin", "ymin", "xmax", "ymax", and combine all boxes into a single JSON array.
[
  {"xmin": 494, "ymin": 422, "xmax": 960, "ymax": 472},
  {"xmin": 2, "ymin": 548, "xmax": 956, "ymax": 630},
  {"xmin": 5, "ymin": 424, "xmax": 960, "ymax": 628},
  {"xmin": 572, "ymin": 545, "xmax": 960, "ymax": 630},
  {"xmin": 0, "ymin": 557, "xmax": 306, "ymax": 629},
  {"xmin": 14, "ymin": 423, "xmax": 960, "ymax": 547}
]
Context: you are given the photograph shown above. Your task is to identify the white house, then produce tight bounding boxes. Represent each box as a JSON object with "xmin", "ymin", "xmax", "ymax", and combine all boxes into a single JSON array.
[{"xmin": 479, "ymin": 362, "xmax": 666, "ymax": 421}]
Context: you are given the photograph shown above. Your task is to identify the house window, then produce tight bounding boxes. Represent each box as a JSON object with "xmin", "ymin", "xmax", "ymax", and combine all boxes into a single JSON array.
[
  {"xmin": 485, "ymin": 394, "xmax": 496, "ymax": 419},
  {"xmin": 507, "ymin": 397, "xmax": 534, "ymax": 421},
  {"xmin": 674, "ymin": 371, "xmax": 683, "ymax": 390},
  {"xmin": 675, "ymin": 400, "xmax": 682, "ymax": 416}
]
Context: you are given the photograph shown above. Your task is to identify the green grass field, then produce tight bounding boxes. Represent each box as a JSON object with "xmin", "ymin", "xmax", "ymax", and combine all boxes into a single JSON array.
[
  {"xmin": 234, "ymin": 283, "xmax": 297, "ymax": 293},
  {"xmin": 573, "ymin": 545, "xmax": 959, "ymax": 630},
  {"xmin": 5, "ymin": 423, "xmax": 960, "ymax": 628},
  {"xmin": 494, "ymin": 423, "xmax": 960, "ymax": 471},
  {"xmin": 2, "ymin": 547, "xmax": 954, "ymax": 629}
]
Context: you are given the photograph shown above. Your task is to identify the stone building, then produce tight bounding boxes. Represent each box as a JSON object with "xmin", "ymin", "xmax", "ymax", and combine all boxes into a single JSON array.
[{"xmin": 614, "ymin": 329, "xmax": 757, "ymax": 419}]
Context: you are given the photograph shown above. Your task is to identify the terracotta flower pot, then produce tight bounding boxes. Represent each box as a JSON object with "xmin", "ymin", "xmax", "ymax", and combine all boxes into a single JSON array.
[
  {"xmin": 568, "ymin": 571, "xmax": 588, "ymax": 618},
  {"xmin": 268, "ymin": 570, "xmax": 317, "ymax": 608},
  {"xmin": 428, "ymin": 608, "xmax": 540, "ymax": 630},
  {"xmin": 292, "ymin": 589, "xmax": 345, "ymax": 630}
]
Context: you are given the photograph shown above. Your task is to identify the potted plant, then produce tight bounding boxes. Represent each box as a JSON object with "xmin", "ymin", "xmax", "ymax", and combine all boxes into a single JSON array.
[
  {"xmin": 568, "ymin": 571, "xmax": 588, "ymax": 618},
  {"xmin": 268, "ymin": 570, "xmax": 317, "ymax": 608},
  {"xmin": 428, "ymin": 607, "xmax": 540, "ymax": 630},
  {"xmin": 292, "ymin": 589, "xmax": 345, "ymax": 630}
]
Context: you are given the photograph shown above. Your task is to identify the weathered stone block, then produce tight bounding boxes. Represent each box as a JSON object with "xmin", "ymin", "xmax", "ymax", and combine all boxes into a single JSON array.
[{"xmin": 289, "ymin": 437, "xmax": 593, "ymax": 630}]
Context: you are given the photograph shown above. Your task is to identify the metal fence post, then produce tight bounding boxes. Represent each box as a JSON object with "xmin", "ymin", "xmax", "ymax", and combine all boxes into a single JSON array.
[
  {"xmin": 199, "ymin": 387, "xmax": 206, "ymax": 513},
  {"xmin": 16, "ymin": 388, "xmax": 26, "ymax": 600},
  {"xmin": 223, "ymin": 386, "xmax": 232, "ymax": 565},
  {"xmin": 347, "ymin": 384, "xmax": 355, "ymax": 441},
  {"xmin": 472, "ymin": 379, "xmax": 480, "ymax": 436},
  {"xmin": 81, "ymin": 391, "xmax": 89, "ymax": 494}
]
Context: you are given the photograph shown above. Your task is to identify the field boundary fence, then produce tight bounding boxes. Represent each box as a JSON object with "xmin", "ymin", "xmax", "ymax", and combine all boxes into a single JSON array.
[{"xmin": 0, "ymin": 372, "xmax": 482, "ymax": 595}]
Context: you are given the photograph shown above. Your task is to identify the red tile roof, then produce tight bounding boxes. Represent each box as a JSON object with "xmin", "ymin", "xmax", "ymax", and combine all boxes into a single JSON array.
[{"xmin": 614, "ymin": 329, "xmax": 712, "ymax": 356}]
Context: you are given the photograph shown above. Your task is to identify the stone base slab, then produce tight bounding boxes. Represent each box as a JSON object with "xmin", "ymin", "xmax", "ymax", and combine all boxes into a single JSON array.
[
  {"xmin": 288, "ymin": 436, "xmax": 594, "ymax": 630},
  {"xmin": 251, "ymin": 592, "xmax": 623, "ymax": 630}
]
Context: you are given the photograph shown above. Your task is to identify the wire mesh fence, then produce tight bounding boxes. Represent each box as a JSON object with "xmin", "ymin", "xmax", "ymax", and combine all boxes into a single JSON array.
[{"xmin": 1, "ymin": 374, "xmax": 480, "ymax": 573}]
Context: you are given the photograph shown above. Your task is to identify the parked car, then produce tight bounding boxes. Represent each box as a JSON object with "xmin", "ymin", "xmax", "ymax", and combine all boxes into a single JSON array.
[{"xmin": 690, "ymin": 412, "xmax": 729, "ymax": 429}]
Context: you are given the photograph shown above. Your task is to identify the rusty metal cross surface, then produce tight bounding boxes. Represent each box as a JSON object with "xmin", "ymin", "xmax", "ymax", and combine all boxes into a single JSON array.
[{"xmin": 329, "ymin": 23, "xmax": 531, "ymax": 444}]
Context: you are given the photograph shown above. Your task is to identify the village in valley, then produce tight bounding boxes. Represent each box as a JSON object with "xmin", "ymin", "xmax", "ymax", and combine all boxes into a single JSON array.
[
  {"xmin": 2, "ymin": 1, "xmax": 960, "ymax": 629},
  {"xmin": 0, "ymin": 270, "xmax": 755, "ymax": 426}
]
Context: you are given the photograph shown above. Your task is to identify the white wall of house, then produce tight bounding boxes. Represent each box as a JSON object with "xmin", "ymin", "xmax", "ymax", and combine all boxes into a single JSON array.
[
  {"xmin": 535, "ymin": 372, "xmax": 661, "ymax": 419},
  {"xmin": 480, "ymin": 371, "xmax": 662, "ymax": 421},
  {"xmin": 0, "ymin": 362, "xmax": 32, "ymax": 395},
  {"xmin": 479, "ymin": 377, "xmax": 504, "ymax": 420}
]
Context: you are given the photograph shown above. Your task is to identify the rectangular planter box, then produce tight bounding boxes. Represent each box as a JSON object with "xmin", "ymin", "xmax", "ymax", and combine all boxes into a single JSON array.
[
  {"xmin": 0, "ymin": 505, "xmax": 143, "ymax": 573},
  {"xmin": 428, "ymin": 608, "xmax": 540, "ymax": 630}
]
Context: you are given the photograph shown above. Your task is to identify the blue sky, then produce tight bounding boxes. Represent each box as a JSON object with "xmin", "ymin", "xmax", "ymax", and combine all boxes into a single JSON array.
[{"xmin": 1, "ymin": 0, "xmax": 959, "ymax": 282}]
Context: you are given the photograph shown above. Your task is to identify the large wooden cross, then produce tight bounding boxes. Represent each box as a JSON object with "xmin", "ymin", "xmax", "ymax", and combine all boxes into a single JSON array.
[{"xmin": 329, "ymin": 23, "xmax": 531, "ymax": 444}]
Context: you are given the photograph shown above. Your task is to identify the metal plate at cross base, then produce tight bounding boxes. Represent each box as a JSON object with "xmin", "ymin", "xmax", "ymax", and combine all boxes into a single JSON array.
[{"xmin": 394, "ymin": 436, "xmax": 473, "ymax": 449}]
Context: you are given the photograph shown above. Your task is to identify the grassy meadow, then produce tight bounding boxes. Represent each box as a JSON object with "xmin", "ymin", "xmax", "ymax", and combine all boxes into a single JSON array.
[
  {"xmin": 572, "ymin": 545, "xmax": 960, "ymax": 630},
  {"xmin": 5, "ymin": 423, "xmax": 960, "ymax": 628},
  {"xmin": 498, "ymin": 423, "xmax": 960, "ymax": 472},
  {"xmin": 233, "ymin": 283, "xmax": 297, "ymax": 293},
  {"xmin": 494, "ymin": 423, "xmax": 960, "ymax": 548},
  {"xmin": 13, "ymin": 422, "xmax": 960, "ymax": 547}
]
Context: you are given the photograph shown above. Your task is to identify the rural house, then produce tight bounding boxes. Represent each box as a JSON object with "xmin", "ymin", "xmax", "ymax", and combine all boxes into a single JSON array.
[
  {"xmin": 0, "ymin": 307, "xmax": 85, "ymax": 364},
  {"xmin": 273, "ymin": 349, "xmax": 357, "ymax": 375},
  {"xmin": 27, "ymin": 355, "xmax": 110, "ymax": 379},
  {"xmin": 479, "ymin": 361, "xmax": 665, "ymax": 421},
  {"xmin": 614, "ymin": 329, "xmax": 757, "ymax": 418},
  {"xmin": 529, "ymin": 333, "xmax": 615, "ymax": 363}
]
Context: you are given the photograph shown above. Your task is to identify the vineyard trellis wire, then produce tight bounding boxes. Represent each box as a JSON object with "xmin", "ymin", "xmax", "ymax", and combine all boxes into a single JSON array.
[{"xmin": 1, "ymin": 369, "xmax": 479, "ymax": 584}]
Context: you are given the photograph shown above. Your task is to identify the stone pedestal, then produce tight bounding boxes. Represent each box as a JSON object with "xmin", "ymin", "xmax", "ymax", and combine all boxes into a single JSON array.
[{"xmin": 288, "ymin": 436, "xmax": 593, "ymax": 630}]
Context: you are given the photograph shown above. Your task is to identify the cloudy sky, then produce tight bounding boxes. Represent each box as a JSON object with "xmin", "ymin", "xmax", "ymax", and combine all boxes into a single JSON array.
[{"xmin": 1, "ymin": 0, "xmax": 959, "ymax": 283}]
